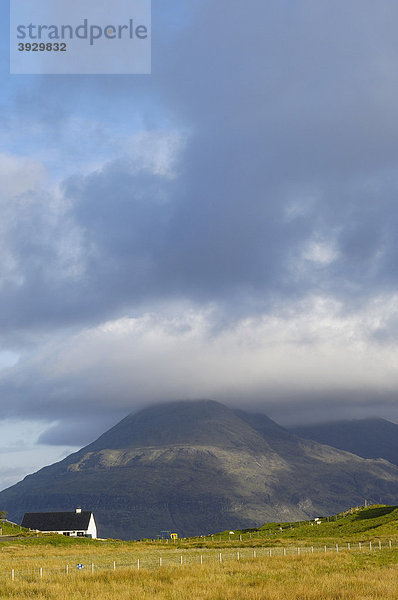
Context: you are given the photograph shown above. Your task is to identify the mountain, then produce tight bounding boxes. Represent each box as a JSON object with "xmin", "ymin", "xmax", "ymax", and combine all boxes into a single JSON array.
[
  {"xmin": 290, "ymin": 418, "xmax": 398, "ymax": 466},
  {"xmin": 1, "ymin": 400, "xmax": 398, "ymax": 540}
]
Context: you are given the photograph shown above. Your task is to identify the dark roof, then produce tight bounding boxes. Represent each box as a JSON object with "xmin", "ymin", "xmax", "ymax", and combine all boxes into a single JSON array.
[{"xmin": 21, "ymin": 511, "xmax": 93, "ymax": 532}]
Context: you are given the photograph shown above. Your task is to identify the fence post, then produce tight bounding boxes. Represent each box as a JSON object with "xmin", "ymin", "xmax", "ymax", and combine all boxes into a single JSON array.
[
  {"xmin": 91, "ymin": 563, "xmax": 94, "ymax": 573},
  {"xmin": 336, "ymin": 544, "xmax": 338, "ymax": 553},
  {"xmin": 359, "ymin": 542, "xmax": 361, "ymax": 550},
  {"xmin": 159, "ymin": 557, "xmax": 162, "ymax": 567},
  {"xmin": 347, "ymin": 543, "xmax": 350, "ymax": 551},
  {"xmin": 180, "ymin": 555, "xmax": 183, "ymax": 565},
  {"xmin": 311, "ymin": 546, "xmax": 314, "ymax": 553},
  {"xmin": 39, "ymin": 567, "xmax": 43, "ymax": 579},
  {"xmin": 11, "ymin": 569, "xmax": 14, "ymax": 581},
  {"xmin": 378, "ymin": 541, "xmax": 381, "ymax": 550},
  {"xmin": 269, "ymin": 549, "xmax": 272, "ymax": 557},
  {"xmin": 237, "ymin": 552, "xmax": 240, "ymax": 561},
  {"xmin": 253, "ymin": 550, "xmax": 256, "ymax": 558},
  {"xmin": 283, "ymin": 548, "xmax": 286, "ymax": 556},
  {"xmin": 200, "ymin": 555, "xmax": 203, "ymax": 565},
  {"xmin": 219, "ymin": 553, "xmax": 222, "ymax": 563},
  {"xmin": 113, "ymin": 561, "xmax": 116, "ymax": 571},
  {"xmin": 389, "ymin": 540, "xmax": 392, "ymax": 548},
  {"xmin": 369, "ymin": 541, "xmax": 372, "ymax": 551},
  {"xmin": 137, "ymin": 558, "xmax": 140, "ymax": 570},
  {"xmin": 297, "ymin": 547, "xmax": 300, "ymax": 555},
  {"xmin": 324, "ymin": 545, "xmax": 327, "ymax": 553}
]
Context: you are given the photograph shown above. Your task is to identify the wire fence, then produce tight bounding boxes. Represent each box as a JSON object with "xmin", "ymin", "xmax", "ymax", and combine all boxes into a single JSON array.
[{"xmin": 0, "ymin": 539, "xmax": 396, "ymax": 582}]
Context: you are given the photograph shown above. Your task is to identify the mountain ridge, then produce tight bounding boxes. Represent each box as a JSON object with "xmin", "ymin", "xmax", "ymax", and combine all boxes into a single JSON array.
[
  {"xmin": 290, "ymin": 418, "xmax": 398, "ymax": 466},
  {"xmin": 1, "ymin": 400, "xmax": 398, "ymax": 540}
]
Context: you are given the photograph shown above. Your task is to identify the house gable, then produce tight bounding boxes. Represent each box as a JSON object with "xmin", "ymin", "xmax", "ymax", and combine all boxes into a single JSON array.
[{"xmin": 21, "ymin": 510, "xmax": 97, "ymax": 539}]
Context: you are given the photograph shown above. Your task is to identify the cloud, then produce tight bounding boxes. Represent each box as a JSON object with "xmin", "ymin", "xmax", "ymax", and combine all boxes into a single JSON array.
[
  {"xmin": 0, "ymin": 294, "xmax": 397, "ymax": 448},
  {"xmin": 0, "ymin": 152, "xmax": 45, "ymax": 198},
  {"xmin": 0, "ymin": 153, "xmax": 88, "ymax": 337},
  {"xmin": 0, "ymin": 419, "xmax": 79, "ymax": 491},
  {"xmin": 125, "ymin": 130, "xmax": 186, "ymax": 178},
  {"xmin": 2, "ymin": 2, "xmax": 398, "ymax": 330},
  {"xmin": 0, "ymin": 0, "xmax": 398, "ymax": 446}
]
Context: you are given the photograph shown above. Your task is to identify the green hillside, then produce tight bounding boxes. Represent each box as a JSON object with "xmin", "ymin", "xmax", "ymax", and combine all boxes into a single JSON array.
[
  {"xmin": 0, "ymin": 518, "xmax": 25, "ymax": 536},
  {"xmin": 257, "ymin": 505, "xmax": 398, "ymax": 542},
  {"xmin": 187, "ymin": 505, "xmax": 398, "ymax": 546}
]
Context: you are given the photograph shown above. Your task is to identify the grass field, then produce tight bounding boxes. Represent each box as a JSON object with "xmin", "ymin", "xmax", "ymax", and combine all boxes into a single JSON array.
[
  {"xmin": 0, "ymin": 548, "xmax": 397, "ymax": 599},
  {"xmin": 1, "ymin": 505, "xmax": 397, "ymax": 599}
]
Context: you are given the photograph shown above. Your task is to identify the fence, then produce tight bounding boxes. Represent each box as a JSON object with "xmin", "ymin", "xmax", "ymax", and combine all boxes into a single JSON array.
[{"xmin": 0, "ymin": 539, "xmax": 396, "ymax": 582}]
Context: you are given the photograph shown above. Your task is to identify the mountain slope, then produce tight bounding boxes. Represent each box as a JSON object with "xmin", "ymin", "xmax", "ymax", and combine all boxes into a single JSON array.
[
  {"xmin": 1, "ymin": 401, "xmax": 398, "ymax": 540},
  {"xmin": 290, "ymin": 418, "xmax": 398, "ymax": 466}
]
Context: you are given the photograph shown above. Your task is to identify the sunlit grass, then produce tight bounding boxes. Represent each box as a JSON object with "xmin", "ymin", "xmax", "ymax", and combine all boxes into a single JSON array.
[
  {"xmin": 1, "ymin": 505, "xmax": 398, "ymax": 598},
  {"xmin": 0, "ymin": 549, "xmax": 397, "ymax": 599}
]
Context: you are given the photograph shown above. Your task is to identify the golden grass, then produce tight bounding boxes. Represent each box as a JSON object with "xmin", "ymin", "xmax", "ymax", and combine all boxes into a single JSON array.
[{"xmin": 0, "ymin": 545, "xmax": 397, "ymax": 599}]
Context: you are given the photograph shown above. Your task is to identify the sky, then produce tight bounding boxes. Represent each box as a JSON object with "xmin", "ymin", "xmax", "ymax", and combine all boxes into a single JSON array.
[{"xmin": 1, "ymin": 0, "xmax": 398, "ymax": 491}]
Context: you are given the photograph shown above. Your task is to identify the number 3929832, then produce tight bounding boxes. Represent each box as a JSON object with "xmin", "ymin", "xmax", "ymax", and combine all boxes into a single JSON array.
[{"xmin": 18, "ymin": 42, "xmax": 67, "ymax": 51}]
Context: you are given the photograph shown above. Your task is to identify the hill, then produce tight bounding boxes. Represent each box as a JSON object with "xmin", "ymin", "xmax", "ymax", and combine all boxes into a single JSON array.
[
  {"xmin": 290, "ymin": 418, "xmax": 398, "ymax": 466},
  {"xmin": 255, "ymin": 504, "xmax": 398, "ymax": 543},
  {"xmin": 1, "ymin": 400, "xmax": 398, "ymax": 540},
  {"xmin": 0, "ymin": 518, "xmax": 25, "ymax": 536},
  {"xmin": 186, "ymin": 504, "xmax": 398, "ymax": 545}
]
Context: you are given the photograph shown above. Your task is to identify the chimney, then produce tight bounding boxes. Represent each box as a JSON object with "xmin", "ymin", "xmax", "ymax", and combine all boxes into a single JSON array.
[{"xmin": 76, "ymin": 507, "xmax": 82, "ymax": 513}]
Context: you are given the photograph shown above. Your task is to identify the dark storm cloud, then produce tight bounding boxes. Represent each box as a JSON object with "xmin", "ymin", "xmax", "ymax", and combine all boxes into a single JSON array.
[
  {"xmin": 2, "ymin": 0, "xmax": 398, "ymax": 337},
  {"xmin": 37, "ymin": 416, "xmax": 123, "ymax": 447},
  {"xmin": 249, "ymin": 389, "xmax": 398, "ymax": 427},
  {"xmin": 1, "ymin": 0, "xmax": 398, "ymax": 438},
  {"xmin": 62, "ymin": 146, "xmax": 310, "ymax": 307}
]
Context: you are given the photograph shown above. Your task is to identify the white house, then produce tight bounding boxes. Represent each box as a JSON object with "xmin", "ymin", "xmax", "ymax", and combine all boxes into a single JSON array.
[{"xmin": 21, "ymin": 508, "xmax": 97, "ymax": 539}]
